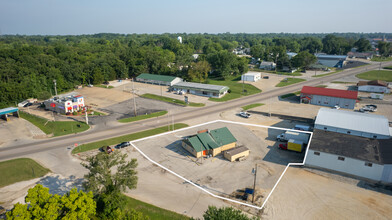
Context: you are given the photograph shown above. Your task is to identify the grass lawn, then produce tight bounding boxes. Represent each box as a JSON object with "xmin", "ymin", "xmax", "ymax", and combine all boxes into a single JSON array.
[
  {"xmin": 0, "ymin": 158, "xmax": 50, "ymax": 187},
  {"xmin": 356, "ymin": 70, "xmax": 392, "ymax": 81},
  {"xmin": 280, "ymin": 91, "xmax": 301, "ymax": 99},
  {"xmin": 72, "ymin": 123, "xmax": 188, "ymax": 154},
  {"xmin": 275, "ymin": 78, "xmax": 306, "ymax": 87},
  {"xmin": 312, "ymin": 69, "xmax": 343, "ymax": 78},
  {"xmin": 95, "ymin": 85, "xmax": 114, "ymax": 89},
  {"xmin": 207, "ymin": 76, "xmax": 261, "ymax": 102},
  {"xmin": 20, "ymin": 111, "xmax": 90, "ymax": 137},
  {"xmin": 141, "ymin": 94, "xmax": 204, "ymax": 107},
  {"xmin": 124, "ymin": 195, "xmax": 189, "ymax": 220},
  {"xmin": 371, "ymin": 57, "xmax": 392, "ymax": 62},
  {"xmin": 89, "ymin": 110, "xmax": 105, "ymax": 116},
  {"xmin": 118, "ymin": 111, "xmax": 168, "ymax": 123},
  {"xmin": 242, "ymin": 103, "xmax": 264, "ymax": 111},
  {"xmin": 315, "ymin": 85, "xmax": 328, "ymax": 88}
]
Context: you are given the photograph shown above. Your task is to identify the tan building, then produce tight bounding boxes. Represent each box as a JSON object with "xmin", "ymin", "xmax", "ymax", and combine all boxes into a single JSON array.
[
  {"xmin": 182, "ymin": 127, "xmax": 237, "ymax": 158},
  {"xmin": 223, "ymin": 146, "xmax": 250, "ymax": 162}
]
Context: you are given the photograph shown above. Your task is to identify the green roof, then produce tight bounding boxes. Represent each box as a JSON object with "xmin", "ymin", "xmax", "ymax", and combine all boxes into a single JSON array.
[
  {"xmin": 184, "ymin": 127, "xmax": 236, "ymax": 152},
  {"xmin": 187, "ymin": 136, "xmax": 205, "ymax": 152},
  {"xmin": 136, "ymin": 73, "xmax": 178, "ymax": 82},
  {"xmin": 209, "ymin": 127, "xmax": 237, "ymax": 146},
  {"xmin": 197, "ymin": 132, "xmax": 220, "ymax": 149}
]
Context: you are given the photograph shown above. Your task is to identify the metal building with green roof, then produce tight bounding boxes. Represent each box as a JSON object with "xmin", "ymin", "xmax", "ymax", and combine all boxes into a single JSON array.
[
  {"xmin": 136, "ymin": 73, "xmax": 183, "ymax": 86},
  {"xmin": 181, "ymin": 127, "xmax": 237, "ymax": 158}
]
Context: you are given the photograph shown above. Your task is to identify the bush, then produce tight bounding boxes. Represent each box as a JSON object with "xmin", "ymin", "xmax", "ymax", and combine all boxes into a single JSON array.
[
  {"xmin": 37, "ymin": 91, "xmax": 51, "ymax": 100},
  {"xmin": 72, "ymin": 112, "xmax": 77, "ymax": 116}
]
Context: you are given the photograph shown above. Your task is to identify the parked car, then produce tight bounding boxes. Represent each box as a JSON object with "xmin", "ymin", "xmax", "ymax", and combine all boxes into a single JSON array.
[
  {"xmin": 23, "ymin": 102, "xmax": 33, "ymax": 107},
  {"xmin": 239, "ymin": 112, "xmax": 251, "ymax": 118},
  {"xmin": 87, "ymin": 84, "xmax": 94, "ymax": 87},
  {"xmin": 99, "ymin": 146, "xmax": 113, "ymax": 154},
  {"xmin": 103, "ymin": 81, "xmax": 110, "ymax": 85},
  {"xmin": 333, "ymin": 105, "xmax": 340, "ymax": 110},
  {"xmin": 263, "ymin": 76, "xmax": 269, "ymax": 79},
  {"xmin": 115, "ymin": 142, "xmax": 130, "ymax": 149},
  {"xmin": 360, "ymin": 104, "xmax": 377, "ymax": 112}
]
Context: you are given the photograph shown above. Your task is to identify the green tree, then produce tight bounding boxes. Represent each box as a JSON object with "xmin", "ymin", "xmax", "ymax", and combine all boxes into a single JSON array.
[
  {"xmin": 354, "ymin": 38, "xmax": 371, "ymax": 52},
  {"xmin": 187, "ymin": 60, "xmax": 211, "ymax": 83},
  {"xmin": 203, "ymin": 206, "xmax": 258, "ymax": 220},
  {"xmin": 82, "ymin": 151, "xmax": 138, "ymax": 219},
  {"xmin": 291, "ymin": 51, "xmax": 317, "ymax": 69},
  {"xmin": 207, "ymin": 50, "xmax": 237, "ymax": 79},
  {"xmin": 6, "ymin": 184, "xmax": 96, "ymax": 220},
  {"xmin": 377, "ymin": 41, "xmax": 392, "ymax": 57},
  {"xmin": 250, "ymin": 45, "xmax": 266, "ymax": 59}
]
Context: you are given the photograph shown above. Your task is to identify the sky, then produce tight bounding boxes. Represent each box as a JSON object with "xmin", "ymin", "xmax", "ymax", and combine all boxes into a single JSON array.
[{"xmin": 0, "ymin": 0, "xmax": 391, "ymax": 35}]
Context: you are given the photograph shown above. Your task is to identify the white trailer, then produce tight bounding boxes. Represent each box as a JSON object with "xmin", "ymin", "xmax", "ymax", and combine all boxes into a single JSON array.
[{"xmin": 277, "ymin": 131, "xmax": 310, "ymax": 144}]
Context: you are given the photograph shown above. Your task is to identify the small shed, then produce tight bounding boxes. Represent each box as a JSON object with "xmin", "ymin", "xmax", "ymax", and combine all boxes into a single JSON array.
[
  {"xmin": 241, "ymin": 72, "xmax": 261, "ymax": 82},
  {"xmin": 224, "ymin": 146, "xmax": 250, "ymax": 162}
]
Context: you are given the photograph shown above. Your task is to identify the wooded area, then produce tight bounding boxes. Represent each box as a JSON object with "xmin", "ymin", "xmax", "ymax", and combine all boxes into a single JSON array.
[{"xmin": 1, "ymin": 33, "xmax": 391, "ymax": 108}]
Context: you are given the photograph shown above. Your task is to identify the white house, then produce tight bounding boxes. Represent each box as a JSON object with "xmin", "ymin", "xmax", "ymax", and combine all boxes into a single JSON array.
[
  {"xmin": 357, "ymin": 80, "xmax": 390, "ymax": 94},
  {"xmin": 241, "ymin": 72, "xmax": 261, "ymax": 82},
  {"xmin": 259, "ymin": 61, "xmax": 276, "ymax": 70},
  {"xmin": 314, "ymin": 108, "xmax": 391, "ymax": 139},
  {"xmin": 305, "ymin": 129, "xmax": 392, "ymax": 183}
]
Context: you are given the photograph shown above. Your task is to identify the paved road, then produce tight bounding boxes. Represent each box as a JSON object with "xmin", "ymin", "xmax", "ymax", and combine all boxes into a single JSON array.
[{"xmin": 1, "ymin": 61, "xmax": 391, "ymax": 161}]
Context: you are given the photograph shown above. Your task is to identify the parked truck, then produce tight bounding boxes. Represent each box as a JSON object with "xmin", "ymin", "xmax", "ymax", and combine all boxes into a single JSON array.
[
  {"xmin": 278, "ymin": 139, "xmax": 305, "ymax": 152},
  {"xmin": 276, "ymin": 131, "xmax": 310, "ymax": 144}
]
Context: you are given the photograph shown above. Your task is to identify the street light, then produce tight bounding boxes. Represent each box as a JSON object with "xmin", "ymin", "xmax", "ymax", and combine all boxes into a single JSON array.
[
  {"xmin": 53, "ymin": 79, "xmax": 57, "ymax": 96},
  {"xmin": 251, "ymin": 164, "xmax": 258, "ymax": 203}
]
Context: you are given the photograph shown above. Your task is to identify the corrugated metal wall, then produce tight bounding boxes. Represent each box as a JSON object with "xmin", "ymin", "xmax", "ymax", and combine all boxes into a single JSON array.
[
  {"xmin": 310, "ymin": 95, "xmax": 355, "ymax": 109},
  {"xmin": 381, "ymin": 165, "xmax": 392, "ymax": 183}
]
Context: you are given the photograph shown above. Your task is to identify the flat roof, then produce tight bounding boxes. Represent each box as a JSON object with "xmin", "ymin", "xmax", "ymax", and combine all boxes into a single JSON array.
[
  {"xmin": 136, "ymin": 73, "xmax": 179, "ymax": 82},
  {"xmin": 172, "ymin": 82, "xmax": 229, "ymax": 93},
  {"xmin": 316, "ymin": 54, "xmax": 347, "ymax": 60},
  {"xmin": 310, "ymin": 129, "xmax": 392, "ymax": 165},
  {"xmin": 0, "ymin": 107, "xmax": 19, "ymax": 115},
  {"xmin": 301, "ymin": 86, "xmax": 358, "ymax": 100},
  {"xmin": 243, "ymin": 72, "xmax": 261, "ymax": 76},
  {"xmin": 224, "ymin": 146, "xmax": 249, "ymax": 156},
  {"xmin": 315, "ymin": 108, "xmax": 390, "ymax": 137}
]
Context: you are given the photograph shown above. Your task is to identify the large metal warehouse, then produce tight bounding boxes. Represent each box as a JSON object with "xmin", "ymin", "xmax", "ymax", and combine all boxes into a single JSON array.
[
  {"xmin": 300, "ymin": 86, "xmax": 358, "ymax": 109},
  {"xmin": 306, "ymin": 129, "xmax": 392, "ymax": 183},
  {"xmin": 172, "ymin": 82, "xmax": 229, "ymax": 98},
  {"xmin": 136, "ymin": 73, "xmax": 183, "ymax": 86},
  {"xmin": 314, "ymin": 108, "xmax": 391, "ymax": 139}
]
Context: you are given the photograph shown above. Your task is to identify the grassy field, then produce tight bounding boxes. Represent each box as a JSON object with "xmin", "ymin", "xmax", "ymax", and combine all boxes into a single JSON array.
[
  {"xmin": 371, "ymin": 57, "xmax": 392, "ymax": 62},
  {"xmin": 90, "ymin": 110, "xmax": 105, "ymax": 116},
  {"xmin": 124, "ymin": 195, "xmax": 189, "ymax": 220},
  {"xmin": 312, "ymin": 69, "xmax": 343, "ymax": 78},
  {"xmin": 20, "ymin": 111, "xmax": 90, "ymax": 137},
  {"xmin": 72, "ymin": 123, "xmax": 188, "ymax": 154},
  {"xmin": 95, "ymin": 85, "xmax": 114, "ymax": 89},
  {"xmin": 356, "ymin": 70, "xmax": 392, "ymax": 81},
  {"xmin": 280, "ymin": 91, "xmax": 301, "ymax": 99},
  {"xmin": 207, "ymin": 76, "xmax": 261, "ymax": 102},
  {"xmin": 0, "ymin": 158, "xmax": 50, "ymax": 187},
  {"xmin": 242, "ymin": 103, "xmax": 264, "ymax": 111},
  {"xmin": 141, "ymin": 94, "xmax": 204, "ymax": 107},
  {"xmin": 118, "ymin": 111, "xmax": 168, "ymax": 123},
  {"xmin": 275, "ymin": 78, "xmax": 306, "ymax": 87}
]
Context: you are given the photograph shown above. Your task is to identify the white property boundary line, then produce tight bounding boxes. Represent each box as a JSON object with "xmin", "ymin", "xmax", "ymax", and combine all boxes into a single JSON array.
[{"xmin": 129, "ymin": 119, "xmax": 314, "ymax": 210}]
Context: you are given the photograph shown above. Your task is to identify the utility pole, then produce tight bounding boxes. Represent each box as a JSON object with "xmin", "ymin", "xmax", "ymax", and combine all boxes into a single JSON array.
[
  {"xmin": 132, "ymin": 79, "xmax": 137, "ymax": 117},
  {"xmin": 252, "ymin": 164, "xmax": 258, "ymax": 203},
  {"xmin": 85, "ymin": 110, "xmax": 89, "ymax": 125},
  {"xmin": 275, "ymin": 53, "xmax": 279, "ymax": 74},
  {"xmin": 53, "ymin": 79, "xmax": 57, "ymax": 96}
]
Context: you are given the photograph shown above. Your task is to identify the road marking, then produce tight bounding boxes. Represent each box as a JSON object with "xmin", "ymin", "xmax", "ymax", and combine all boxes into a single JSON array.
[{"xmin": 129, "ymin": 119, "xmax": 313, "ymax": 210}]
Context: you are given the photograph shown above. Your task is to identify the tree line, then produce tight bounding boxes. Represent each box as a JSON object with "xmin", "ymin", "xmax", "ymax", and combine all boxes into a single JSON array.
[{"xmin": 0, "ymin": 33, "xmax": 390, "ymax": 108}]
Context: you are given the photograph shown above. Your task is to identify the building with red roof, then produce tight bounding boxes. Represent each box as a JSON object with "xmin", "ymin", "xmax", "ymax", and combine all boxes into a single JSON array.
[{"xmin": 300, "ymin": 86, "xmax": 358, "ymax": 109}]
